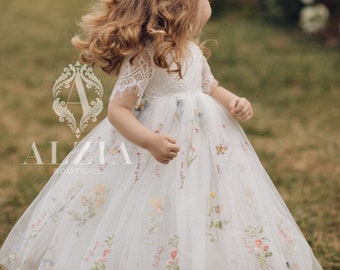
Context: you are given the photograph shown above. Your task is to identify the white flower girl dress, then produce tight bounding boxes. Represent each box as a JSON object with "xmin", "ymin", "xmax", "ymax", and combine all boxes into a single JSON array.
[{"xmin": 0, "ymin": 42, "xmax": 323, "ymax": 270}]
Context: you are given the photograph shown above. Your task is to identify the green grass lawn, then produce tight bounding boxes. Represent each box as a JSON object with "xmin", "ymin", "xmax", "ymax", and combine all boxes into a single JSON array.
[{"xmin": 0, "ymin": 1, "xmax": 339, "ymax": 269}]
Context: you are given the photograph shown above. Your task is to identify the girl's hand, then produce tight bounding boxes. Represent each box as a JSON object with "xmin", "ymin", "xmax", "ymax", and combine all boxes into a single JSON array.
[
  {"xmin": 230, "ymin": 97, "xmax": 254, "ymax": 122},
  {"xmin": 210, "ymin": 87, "xmax": 253, "ymax": 122},
  {"xmin": 146, "ymin": 133, "xmax": 180, "ymax": 164}
]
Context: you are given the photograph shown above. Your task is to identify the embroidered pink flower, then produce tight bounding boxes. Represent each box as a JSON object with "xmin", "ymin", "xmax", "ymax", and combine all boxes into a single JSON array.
[
  {"xmin": 94, "ymin": 184, "xmax": 106, "ymax": 195},
  {"xmin": 167, "ymin": 260, "xmax": 174, "ymax": 265},
  {"xmin": 150, "ymin": 197, "xmax": 163, "ymax": 216},
  {"xmin": 244, "ymin": 226, "xmax": 273, "ymax": 268},
  {"xmin": 103, "ymin": 248, "xmax": 110, "ymax": 259},
  {"xmin": 81, "ymin": 196, "xmax": 88, "ymax": 206},
  {"xmin": 243, "ymin": 237, "xmax": 252, "ymax": 254},
  {"xmin": 89, "ymin": 234, "xmax": 114, "ymax": 270},
  {"xmin": 255, "ymin": 239, "xmax": 262, "ymax": 247},
  {"xmin": 95, "ymin": 257, "xmax": 105, "ymax": 263},
  {"xmin": 171, "ymin": 250, "xmax": 178, "ymax": 259},
  {"xmin": 166, "ymin": 235, "xmax": 180, "ymax": 269},
  {"xmin": 96, "ymin": 196, "xmax": 105, "ymax": 207}
]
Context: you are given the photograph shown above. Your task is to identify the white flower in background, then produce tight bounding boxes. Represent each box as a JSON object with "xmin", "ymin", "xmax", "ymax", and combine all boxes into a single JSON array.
[
  {"xmin": 299, "ymin": 3, "xmax": 330, "ymax": 33},
  {"xmin": 300, "ymin": 0, "xmax": 315, "ymax": 5}
]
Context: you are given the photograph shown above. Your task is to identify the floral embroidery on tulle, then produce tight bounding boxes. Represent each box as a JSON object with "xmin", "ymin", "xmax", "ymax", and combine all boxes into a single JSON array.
[
  {"xmin": 134, "ymin": 152, "xmax": 142, "ymax": 183},
  {"xmin": 151, "ymin": 235, "xmax": 180, "ymax": 269},
  {"xmin": 215, "ymin": 142, "xmax": 231, "ymax": 176},
  {"xmin": 89, "ymin": 234, "xmax": 115, "ymax": 270},
  {"xmin": 207, "ymin": 192, "xmax": 228, "ymax": 242},
  {"xmin": 68, "ymin": 183, "xmax": 107, "ymax": 236},
  {"xmin": 216, "ymin": 164, "xmax": 222, "ymax": 176},
  {"xmin": 154, "ymin": 123, "xmax": 164, "ymax": 133},
  {"xmin": 241, "ymin": 141, "xmax": 250, "ymax": 151},
  {"xmin": 243, "ymin": 187, "xmax": 257, "ymax": 206},
  {"xmin": 278, "ymin": 220, "xmax": 295, "ymax": 254},
  {"xmin": 277, "ymin": 219, "xmax": 296, "ymax": 268},
  {"xmin": 110, "ymin": 145, "xmax": 121, "ymax": 155},
  {"xmin": 166, "ymin": 235, "xmax": 180, "ymax": 270},
  {"xmin": 179, "ymin": 162, "xmax": 185, "ymax": 189},
  {"xmin": 104, "ymin": 142, "xmax": 134, "ymax": 167},
  {"xmin": 40, "ymin": 257, "xmax": 56, "ymax": 270},
  {"xmin": 243, "ymin": 225, "xmax": 273, "ymax": 269},
  {"xmin": 144, "ymin": 197, "xmax": 164, "ymax": 245},
  {"xmin": 38, "ymin": 246, "xmax": 57, "ymax": 269},
  {"xmin": 221, "ymin": 122, "xmax": 227, "ymax": 129},
  {"xmin": 155, "ymin": 165, "xmax": 161, "ymax": 177},
  {"xmin": 186, "ymin": 138, "xmax": 198, "ymax": 167},
  {"xmin": 28, "ymin": 211, "xmax": 47, "ymax": 240},
  {"xmin": 8, "ymin": 237, "xmax": 29, "ymax": 261},
  {"xmin": 192, "ymin": 106, "xmax": 207, "ymax": 133},
  {"xmin": 84, "ymin": 241, "xmax": 100, "ymax": 262},
  {"xmin": 173, "ymin": 98, "xmax": 184, "ymax": 125},
  {"xmin": 7, "ymin": 182, "xmax": 84, "ymax": 259},
  {"xmin": 71, "ymin": 137, "xmax": 110, "ymax": 168},
  {"xmin": 50, "ymin": 180, "xmax": 84, "ymax": 222},
  {"xmin": 150, "ymin": 197, "xmax": 164, "ymax": 216},
  {"xmin": 149, "ymin": 197, "xmax": 163, "ymax": 232},
  {"xmin": 27, "ymin": 181, "xmax": 84, "ymax": 241},
  {"xmin": 182, "ymin": 105, "xmax": 210, "ymax": 167},
  {"xmin": 152, "ymin": 246, "xmax": 166, "ymax": 267}
]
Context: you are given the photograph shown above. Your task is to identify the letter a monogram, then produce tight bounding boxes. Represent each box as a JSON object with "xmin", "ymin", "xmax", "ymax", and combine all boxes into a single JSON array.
[{"xmin": 52, "ymin": 61, "xmax": 104, "ymax": 138}]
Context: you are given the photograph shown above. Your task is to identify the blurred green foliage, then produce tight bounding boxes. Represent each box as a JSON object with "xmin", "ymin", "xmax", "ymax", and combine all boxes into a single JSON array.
[{"xmin": 211, "ymin": 0, "xmax": 339, "ymax": 24}]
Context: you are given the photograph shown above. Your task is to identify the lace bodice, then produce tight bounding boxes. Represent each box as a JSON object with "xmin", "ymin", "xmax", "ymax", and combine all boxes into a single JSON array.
[{"xmin": 110, "ymin": 42, "xmax": 217, "ymax": 107}]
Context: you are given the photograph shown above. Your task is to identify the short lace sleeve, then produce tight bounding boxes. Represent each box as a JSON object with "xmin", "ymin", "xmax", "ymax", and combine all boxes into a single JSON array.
[
  {"xmin": 109, "ymin": 50, "xmax": 154, "ymax": 107},
  {"xmin": 202, "ymin": 55, "xmax": 218, "ymax": 94}
]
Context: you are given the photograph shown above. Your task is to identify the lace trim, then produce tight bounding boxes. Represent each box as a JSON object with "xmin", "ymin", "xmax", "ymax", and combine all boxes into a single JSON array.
[
  {"xmin": 110, "ymin": 50, "xmax": 155, "ymax": 107},
  {"xmin": 201, "ymin": 55, "xmax": 218, "ymax": 94}
]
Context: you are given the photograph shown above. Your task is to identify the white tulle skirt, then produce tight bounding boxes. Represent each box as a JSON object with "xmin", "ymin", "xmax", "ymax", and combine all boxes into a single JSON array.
[{"xmin": 0, "ymin": 92, "xmax": 323, "ymax": 269}]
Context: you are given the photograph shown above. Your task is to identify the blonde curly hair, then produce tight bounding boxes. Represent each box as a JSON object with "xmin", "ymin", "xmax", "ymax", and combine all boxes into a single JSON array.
[{"xmin": 72, "ymin": 0, "xmax": 205, "ymax": 77}]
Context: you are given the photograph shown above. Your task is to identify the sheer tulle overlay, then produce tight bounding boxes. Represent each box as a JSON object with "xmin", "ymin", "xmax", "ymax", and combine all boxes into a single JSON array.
[{"xmin": 0, "ymin": 42, "xmax": 323, "ymax": 270}]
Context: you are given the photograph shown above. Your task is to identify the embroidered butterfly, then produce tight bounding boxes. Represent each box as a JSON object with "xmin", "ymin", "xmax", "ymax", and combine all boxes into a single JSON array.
[
  {"xmin": 111, "ymin": 146, "xmax": 121, "ymax": 155},
  {"xmin": 216, "ymin": 144, "xmax": 228, "ymax": 155}
]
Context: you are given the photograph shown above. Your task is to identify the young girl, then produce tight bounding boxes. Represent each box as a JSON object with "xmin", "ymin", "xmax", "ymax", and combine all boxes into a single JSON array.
[{"xmin": 0, "ymin": 0, "xmax": 323, "ymax": 269}]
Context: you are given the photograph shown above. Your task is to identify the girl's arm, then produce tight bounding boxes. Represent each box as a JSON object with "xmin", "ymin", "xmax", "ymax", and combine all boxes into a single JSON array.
[
  {"xmin": 210, "ymin": 84, "xmax": 254, "ymax": 122},
  {"xmin": 108, "ymin": 93, "xmax": 180, "ymax": 164}
]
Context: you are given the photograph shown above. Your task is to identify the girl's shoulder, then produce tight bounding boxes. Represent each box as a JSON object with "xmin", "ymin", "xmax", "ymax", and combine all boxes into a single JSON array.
[
  {"xmin": 121, "ymin": 43, "xmax": 155, "ymax": 71},
  {"xmin": 144, "ymin": 40, "xmax": 203, "ymax": 60},
  {"xmin": 120, "ymin": 40, "xmax": 205, "ymax": 77}
]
